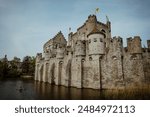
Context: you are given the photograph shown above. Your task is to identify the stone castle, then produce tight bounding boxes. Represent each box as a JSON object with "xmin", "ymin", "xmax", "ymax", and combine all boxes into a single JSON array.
[{"xmin": 35, "ymin": 15, "xmax": 150, "ymax": 89}]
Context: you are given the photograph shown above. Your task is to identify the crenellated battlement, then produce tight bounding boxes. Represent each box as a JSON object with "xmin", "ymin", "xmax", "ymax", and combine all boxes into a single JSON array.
[
  {"xmin": 111, "ymin": 36, "xmax": 123, "ymax": 48},
  {"xmin": 127, "ymin": 36, "xmax": 142, "ymax": 54},
  {"xmin": 106, "ymin": 36, "xmax": 123, "ymax": 56},
  {"xmin": 87, "ymin": 15, "xmax": 97, "ymax": 22},
  {"xmin": 112, "ymin": 36, "xmax": 123, "ymax": 42}
]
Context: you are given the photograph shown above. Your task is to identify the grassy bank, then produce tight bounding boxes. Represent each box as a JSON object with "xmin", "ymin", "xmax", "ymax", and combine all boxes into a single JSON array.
[{"xmin": 100, "ymin": 84, "xmax": 150, "ymax": 100}]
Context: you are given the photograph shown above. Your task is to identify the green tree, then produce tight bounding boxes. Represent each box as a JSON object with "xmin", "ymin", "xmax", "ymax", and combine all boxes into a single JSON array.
[
  {"xmin": 8, "ymin": 56, "xmax": 21, "ymax": 78},
  {"xmin": 29, "ymin": 56, "xmax": 35, "ymax": 76},
  {"xmin": 0, "ymin": 56, "xmax": 9, "ymax": 79},
  {"xmin": 21, "ymin": 56, "xmax": 35, "ymax": 76}
]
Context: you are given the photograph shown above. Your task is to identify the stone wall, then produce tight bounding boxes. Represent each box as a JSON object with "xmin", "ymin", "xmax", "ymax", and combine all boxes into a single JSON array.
[{"xmin": 35, "ymin": 15, "xmax": 150, "ymax": 90}]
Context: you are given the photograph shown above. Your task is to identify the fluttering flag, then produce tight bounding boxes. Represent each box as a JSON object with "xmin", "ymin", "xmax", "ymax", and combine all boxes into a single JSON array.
[
  {"xmin": 96, "ymin": 8, "xmax": 99, "ymax": 12},
  {"xmin": 95, "ymin": 8, "xmax": 100, "ymax": 15},
  {"xmin": 69, "ymin": 27, "xmax": 71, "ymax": 33}
]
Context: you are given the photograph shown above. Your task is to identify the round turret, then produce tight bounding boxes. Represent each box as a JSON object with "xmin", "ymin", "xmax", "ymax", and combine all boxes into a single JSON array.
[
  {"xmin": 74, "ymin": 40, "xmax": 86, "ymax": 56},
  {"xmin": 88, "ymin": 27, "xmax": 105, "ymax": 55}
]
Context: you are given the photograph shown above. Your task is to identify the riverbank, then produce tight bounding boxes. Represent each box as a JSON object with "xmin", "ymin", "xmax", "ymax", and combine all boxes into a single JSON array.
[{"xmin": 99, "ymin": 84, "xmax": 150, "ymax": 100}]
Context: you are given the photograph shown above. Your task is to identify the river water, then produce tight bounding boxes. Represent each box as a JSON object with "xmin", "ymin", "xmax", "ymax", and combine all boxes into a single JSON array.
[
  {"xmin": 1, "ymin": 78, "xmax": 149, "ymax": 100},
  {"xmin": 0, "ymin": 78, "xmax": 102, "ymax": 100}
]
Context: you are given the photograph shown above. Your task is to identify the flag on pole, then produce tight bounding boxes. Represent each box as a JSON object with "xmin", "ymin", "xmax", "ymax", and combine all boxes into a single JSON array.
[
  {"xmin": 69, "ymin": 27, "xmax": 71, "ymax": 32},
  {"xmin": 106, "ymin": 15, "xmax": 109, "ymax": 22},
  {"xmin": 95, "ymin": 8, "xmax": 100, "ymax": 15},
  {"xmin": 96, "ymin": 8, "xmax": 99, "ymax": 12}
]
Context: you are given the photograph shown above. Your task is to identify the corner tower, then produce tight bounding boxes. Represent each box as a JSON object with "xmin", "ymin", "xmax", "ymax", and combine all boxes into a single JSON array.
[
  {"xmin": 87, "ymin": 23, "xmax": 106, "ymax": 55},
  {"xmin": 86, "ymin": 21, "xmax": 106, "ymax": 89}
]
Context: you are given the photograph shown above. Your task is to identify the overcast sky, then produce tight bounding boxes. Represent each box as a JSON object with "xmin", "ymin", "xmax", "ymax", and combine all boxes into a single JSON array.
[{"xmin": 0, "ymin": 0, "xmax": 150, "ymax": 60}]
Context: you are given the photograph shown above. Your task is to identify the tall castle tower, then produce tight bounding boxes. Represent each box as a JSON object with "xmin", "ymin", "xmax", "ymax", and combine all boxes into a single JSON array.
[
  {"xmin": 87, "ymin": 25, "xmax": 106, "ymax": 55},
  {"xmin": 85, "ymin": 17, "xmax": 106, "ymax": 89}
]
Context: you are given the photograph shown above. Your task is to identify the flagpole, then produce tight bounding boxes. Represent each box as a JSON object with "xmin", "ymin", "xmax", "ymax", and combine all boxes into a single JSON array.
[{"xmin": 69, "ymin": 27, "xmax": 71, "ymax": 34}]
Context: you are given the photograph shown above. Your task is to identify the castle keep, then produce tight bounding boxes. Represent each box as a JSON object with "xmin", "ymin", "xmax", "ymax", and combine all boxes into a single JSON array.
[{"xmin": 35, "ymin": 15, "xmax": 150, "ymax": 89}]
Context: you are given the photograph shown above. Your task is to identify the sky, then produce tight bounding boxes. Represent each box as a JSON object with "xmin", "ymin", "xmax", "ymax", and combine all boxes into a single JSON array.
[{"xmin": 0, "ymin": 0, "xmax": 150, "ymax": 60}]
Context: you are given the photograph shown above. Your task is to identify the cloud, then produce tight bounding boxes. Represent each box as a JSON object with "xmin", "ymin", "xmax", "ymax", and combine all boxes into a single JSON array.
[{"xmin": 0, "ymin": 0, "xmax": 150, "ymax": 60}]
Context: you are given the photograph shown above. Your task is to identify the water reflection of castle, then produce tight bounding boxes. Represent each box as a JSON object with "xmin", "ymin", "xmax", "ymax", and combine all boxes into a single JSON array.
[
  {"xmin": 34, "ymin": 81, "xmax": 100, "ymax": 100},
  {"xmin": 35, "ymin": 15, "xmax": 150, "ymax": 89}
]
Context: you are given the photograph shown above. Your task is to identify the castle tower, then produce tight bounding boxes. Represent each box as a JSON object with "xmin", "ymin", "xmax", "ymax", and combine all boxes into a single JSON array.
[
  {"xmin": 43, "ymin": 51, "xmax": 50, "ymax": 82},
  {"xmin": 125, "ymin": 36, "xmax": 144, "ymax": 85},
  {"xmin": 35, "ymin": 53, "xmax": 42, "ymax": 81},
  {"xmin": 107, "ymin": 36, "xmax": 124, "ymax": 88},
  {"xmin": 127, "ymin": 36, "xmax": 142, "ymax": 54},
  {"xmin": 74, "ymin": 40, "xmax": 86, "ymax": 57},
  {"xmin": 56, "ymin": 45, "xmax": 65, "ymax": 59},
  {"xmin": 87, "ymin": 25, "xmax": 106, "ymax": 55},
  {"xmin": 71, "ymin": 40, "xmax": 86, "ymax": 88},
  {"xmin": 147, "ymin": 40, "xmax": 150, "ymax": 49},
  {"xmin": 86, "ymin": 24, "xmax": 106, "ymax": 89},
  {"xmin": 86, "ymin": 15, "xmax": 97, "ymax": 33}
]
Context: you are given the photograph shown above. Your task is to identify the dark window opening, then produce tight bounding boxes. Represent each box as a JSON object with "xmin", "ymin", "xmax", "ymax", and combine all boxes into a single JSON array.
[{"xmin": 89, "ymin": 57, "xmax": 92, "ymax": 61}]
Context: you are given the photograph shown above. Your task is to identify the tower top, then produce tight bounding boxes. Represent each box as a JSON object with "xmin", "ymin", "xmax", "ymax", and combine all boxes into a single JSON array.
[
  {"xmin": 87, "ymin": 14, "xmax": 97, "ymax": 23},
  {"xmin": 87, "ymin": 26, "xmax": 105, "ymax": 38},
  {"xmin": 87, "ymin": 15, "xmax": 106, "ymax": 38}
]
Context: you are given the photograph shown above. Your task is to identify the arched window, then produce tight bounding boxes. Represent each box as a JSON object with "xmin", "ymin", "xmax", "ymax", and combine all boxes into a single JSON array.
[
  {"xmin": 59, "ymin": 61, "xmax": 63, "ymax": 64},
  {"xmin": 101, "ymin": 29, "xmax": 106, "ymax": 33},
  {"xmin": 81, "ymin": 59, "xmax": 85, "ymax": 62},
  {"xmin": 112, "ymin": 56, "xmax": 117, "ymax": 60},
  {"xmin": 89, "ymin": 56, "xmax": 92, "ymax": 61}
]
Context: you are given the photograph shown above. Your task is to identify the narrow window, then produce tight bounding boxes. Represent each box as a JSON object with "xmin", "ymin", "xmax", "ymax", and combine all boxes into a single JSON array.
[
  {"xmin": 89, "ymin": 57, "xmax": 92, "ymax": 61},
  {"xmin": 94, "ymin": 38, "xmax": 97, "ymax": 42},
  {"xmin": 100, "ymin": 38, "xmax": 103, "ymax": 42}
]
